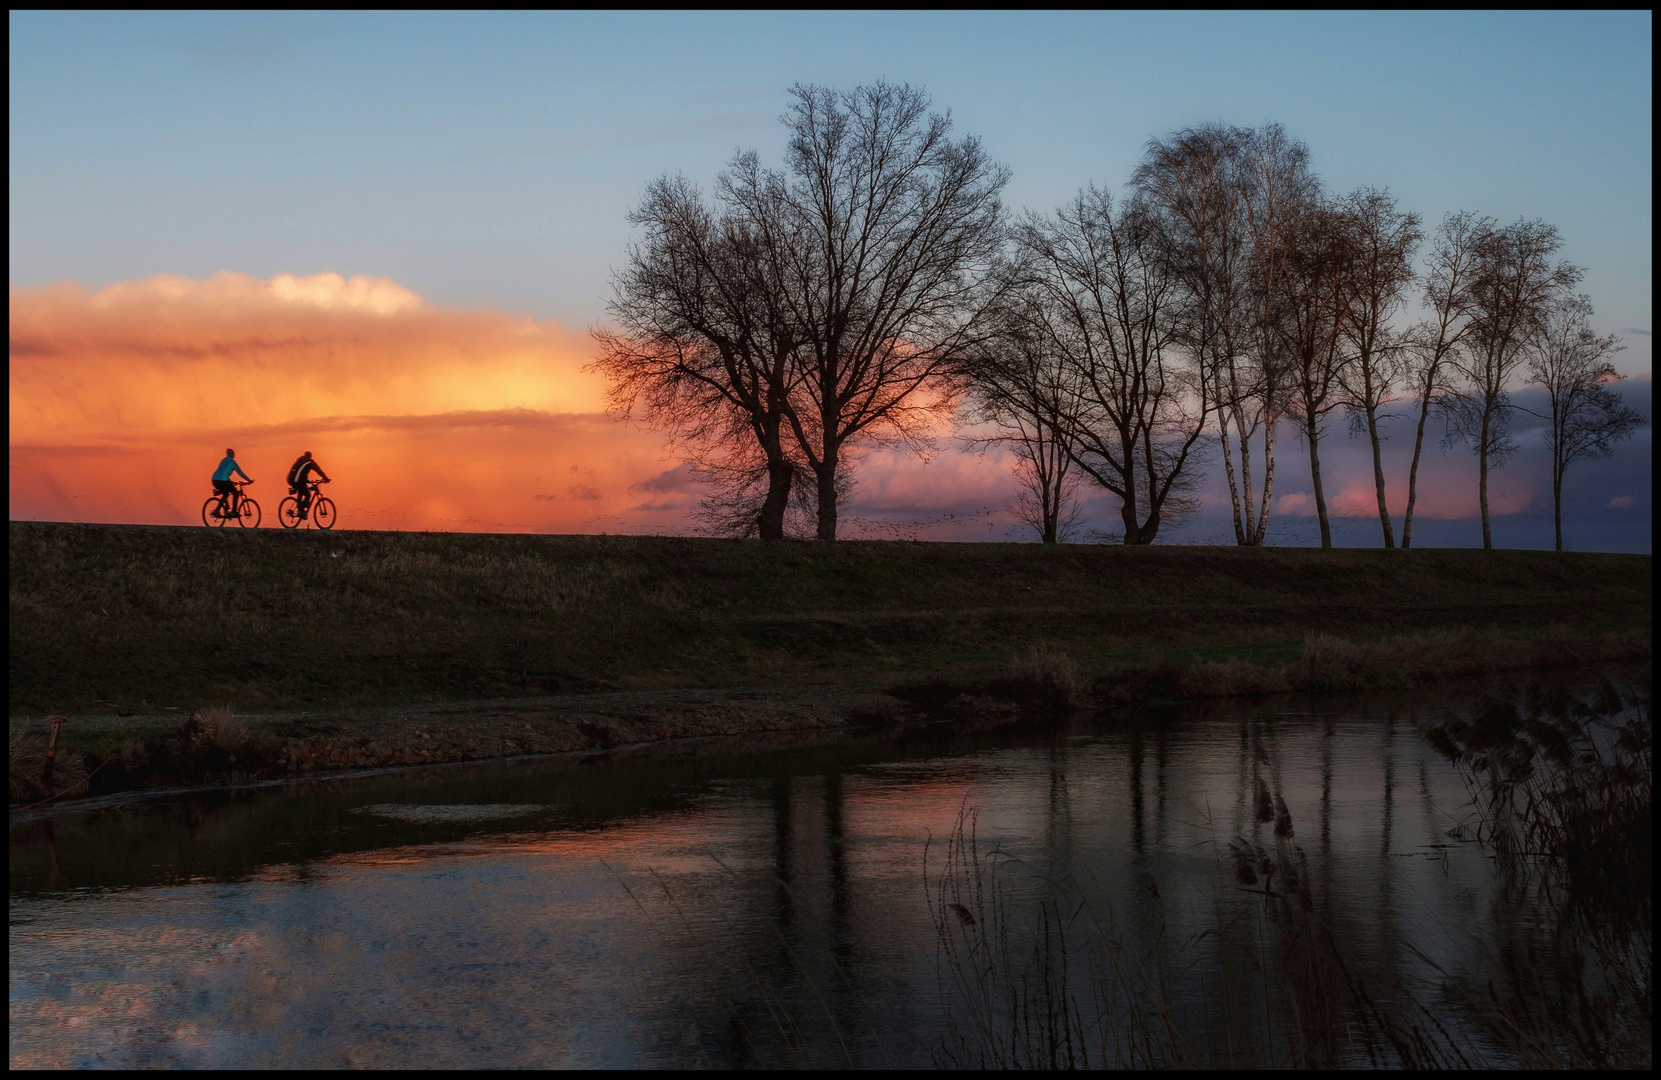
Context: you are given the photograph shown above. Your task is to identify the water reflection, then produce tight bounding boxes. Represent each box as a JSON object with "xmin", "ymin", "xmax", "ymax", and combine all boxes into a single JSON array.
[{"xmin": 8, "ymin": 669, "xmax": 1639, "ymax": 1069}]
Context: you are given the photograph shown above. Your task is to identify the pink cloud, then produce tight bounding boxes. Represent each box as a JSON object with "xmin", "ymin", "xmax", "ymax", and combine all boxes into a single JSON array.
[{"xmin": 1609, "ymin": 495, "xmax": 1635, "ymax": 508}]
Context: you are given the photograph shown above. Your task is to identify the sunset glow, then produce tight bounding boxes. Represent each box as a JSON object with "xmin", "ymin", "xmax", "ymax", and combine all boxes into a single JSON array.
[{"xmin": 7, "ymin": 272, "xmax": 686, "ymax": 532}]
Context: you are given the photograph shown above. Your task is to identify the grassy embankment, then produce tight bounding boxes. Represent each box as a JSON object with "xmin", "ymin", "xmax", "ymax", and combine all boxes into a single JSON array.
[{"xmin": 8, "ymin": 522, "xmax": 1650, "ymax": 796}]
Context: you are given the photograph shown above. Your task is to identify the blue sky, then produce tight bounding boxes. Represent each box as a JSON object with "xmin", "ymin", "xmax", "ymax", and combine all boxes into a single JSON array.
[
  {"xmin": 10, "ymin": 11, "xmax": 1651, "ymax": 348},
  {"xmin": 8, "ymin": 11, "xmax": 1652, "ymax": 547}
]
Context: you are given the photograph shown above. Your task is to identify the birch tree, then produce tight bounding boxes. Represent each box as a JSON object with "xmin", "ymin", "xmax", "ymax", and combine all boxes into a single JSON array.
[
  {"xmin": 1236, "ymin": 124, "xmax": 1318, "ymax": 545},
  {"xmin": 1449, "ymin": 219, "xmax": 1583, "ymax": 548},
  {"xmin": 1335, "ymin": 188, "xmax": 1422, "ymax": 548},
  {"xmin": 1401, "ymin": 211, "xmax": 1490, "ymax": 548},
  {"xmin": 1278, "ymin": 202, "xmax": 1358, "ymax": 549},
  {"xmin": 1524, "ymin": 296, "xmax": 1643, "ymax": 551}
]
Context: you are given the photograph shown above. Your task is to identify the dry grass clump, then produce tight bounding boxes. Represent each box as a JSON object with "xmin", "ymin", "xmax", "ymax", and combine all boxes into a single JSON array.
[
  {"xmin": 8, "ymin": 728, "xmax": 89, "ymax": 803},
  {"xmin": 174, "ymin": 707, "xmax": 248, "ymax": 753},
  {"xmin": 1179, "ymin": 658, "xmax": 1293, "ymax": 698},
  {"xmin": 994, "ymin": 648, "xmax": 1086, "ymax": 712},
  {"xmin": 119, "ymin": 737, "xmax": 148, "ymax": 774},
  {"xmin": 161, "ymin": 707, "xmax": 282, "ymax": 776}
]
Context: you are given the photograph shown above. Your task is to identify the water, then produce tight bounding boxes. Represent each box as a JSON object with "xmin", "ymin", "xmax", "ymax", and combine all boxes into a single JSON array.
[{"xmin": 7, "ymin": 673, "xmax": 1624, "ymax": 1068}]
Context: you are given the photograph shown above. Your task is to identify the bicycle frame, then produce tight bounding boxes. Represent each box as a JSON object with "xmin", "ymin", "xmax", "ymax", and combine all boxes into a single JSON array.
[{"xmin": 215, "ymin": 482, "xmax": 250, "ymax": 516}]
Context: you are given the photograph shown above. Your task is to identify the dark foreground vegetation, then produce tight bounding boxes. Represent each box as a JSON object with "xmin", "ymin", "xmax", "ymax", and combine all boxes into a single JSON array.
[
  {"xmin": 931, "ymin": 679, "xmax": 1652, "ymax": 1069},
  {"xmin": 9, "ymin": 522, "xmax": 1650, "ymax": 802},
  {"xmin": 11, "ymin": 522, "xmax": 1650, "ymax": 715}
]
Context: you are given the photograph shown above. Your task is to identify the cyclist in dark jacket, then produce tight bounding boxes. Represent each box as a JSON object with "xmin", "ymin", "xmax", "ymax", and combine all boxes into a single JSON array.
[
  {"xmin": 286, "ymin": 451, "xmax": 332, "ymax": 514},
  {"xmin": 212, "ymin": 449, "xmax": 253, "ymax": 513}
]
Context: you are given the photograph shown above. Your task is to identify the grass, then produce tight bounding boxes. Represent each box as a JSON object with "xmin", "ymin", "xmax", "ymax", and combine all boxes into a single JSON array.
[
  {"xmin": 1423, "ymin": 680, "xmax": 1652, "ymax": 1067},
  {"xmin": 927, "ymin": 679, "xmax": 1652, "ymax": 1068},
  {"xmin": 9, "ymin": 522, "xmax": 1651, "ymax": 718}
]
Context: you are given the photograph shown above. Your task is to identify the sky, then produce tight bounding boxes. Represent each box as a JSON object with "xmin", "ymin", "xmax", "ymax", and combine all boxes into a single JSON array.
[{"xmin": 8, "ymin": 11, "xmax": 1652, "ymax": 548}]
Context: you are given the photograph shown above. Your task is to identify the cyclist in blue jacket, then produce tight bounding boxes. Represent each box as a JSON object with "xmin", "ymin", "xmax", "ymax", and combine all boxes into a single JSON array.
[{"xmin": 212, "ymin": 449, "xmax": 253, "ymax": 515}]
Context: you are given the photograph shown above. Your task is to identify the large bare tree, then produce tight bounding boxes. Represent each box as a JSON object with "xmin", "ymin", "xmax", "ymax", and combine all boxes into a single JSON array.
[
  {"xmin": 727, "ymin": 82, "xmax": 1010, "ymax": 540},
  {"xmin": 1524, "ymin": 295, "xmax": 1643, "ymax": 551},
  {"xmin": 1335, "ymin": 188, "xmax": 1422, "ymax": 548},
  {"xmin": 593, "ymin": 175, "xmax": 806, "ymax": 539},
  {"xmin": 1448, "ymin": 219, "xmax": 1583, "ymax": 548},
  {"xmin": 1013, "ymin": 188, "xmax": 1208, "ymax": 544},
  {"xmin": 1401, "ymin": 211, "xmax": 1490, "ymax": 548}
]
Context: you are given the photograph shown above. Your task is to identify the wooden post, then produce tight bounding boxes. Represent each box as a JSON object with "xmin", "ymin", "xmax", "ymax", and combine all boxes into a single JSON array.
[{"xmin": 42, "ymin": 715, "xmax": 67, "ymax": 792}]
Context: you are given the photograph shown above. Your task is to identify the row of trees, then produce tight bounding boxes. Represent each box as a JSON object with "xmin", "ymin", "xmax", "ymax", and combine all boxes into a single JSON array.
[{"xmin": 594, "ymin": 82, "xmax": 1643, "ymax": 549}]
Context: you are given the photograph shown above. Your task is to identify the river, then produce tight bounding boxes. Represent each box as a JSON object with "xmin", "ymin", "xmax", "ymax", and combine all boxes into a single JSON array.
[{"xmin": 8, "ymin": 669, "xmax": 1635, "ymax": 1068}]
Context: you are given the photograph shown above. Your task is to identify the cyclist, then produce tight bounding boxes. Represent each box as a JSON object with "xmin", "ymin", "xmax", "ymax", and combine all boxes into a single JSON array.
[
  {"xmin": 286, "ymin": 451, "xmax": 332, "ymax": 515},
  {"xmin": 211, "ymin": 449, "xmax": 253, "ymax": 516}
]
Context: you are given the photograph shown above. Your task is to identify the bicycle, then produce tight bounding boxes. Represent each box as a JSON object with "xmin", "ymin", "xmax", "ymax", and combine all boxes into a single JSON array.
[
  {"xmin": 202, "ymin": 480, "xmax": 260, "ymax": 528},
  {"xmin": 279, "ymin": 478, "xmax": 337, "ymax": 530}
]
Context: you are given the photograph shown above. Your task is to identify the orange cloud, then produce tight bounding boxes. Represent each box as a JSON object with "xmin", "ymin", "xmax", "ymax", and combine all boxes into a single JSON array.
[
  {"xmin": 10, "ymin": 272, "xmax": 607, "ymax": 443},
  {"xmin": 9, "ymin": 272, "xmax": 686, "ymax": 532}
]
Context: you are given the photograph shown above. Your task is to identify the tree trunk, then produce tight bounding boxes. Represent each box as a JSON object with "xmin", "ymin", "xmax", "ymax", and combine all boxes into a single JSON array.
[
  {"xmin": 1365, "ymin": 405, "xmax": 1395, "ymax": 548},
  {"xmin": 1251, "ymin": 411, "xmax": 1276, "ymax": 546},
  {"xmin": 1553, "ymin": 461, "xmax": 1564, "ymax": 553},
  {"xmin": 758, "ymin": 455, "xmax": 793, "ymax": 540},
  {"xmin": 1118, "ymin": 460, "xmax": 1145, "ymax": 544},
  {"xmin": 1040, "ymin": 445, "xmax": 1060, "ymax": 543},
  {"xmin": 1235, "ymin": 399, "xmax": 1258, "ymax": 543},
  {"xmin": 814, "ymin": 444, "xmax": 839, "ymax": 541},
  {"xmin": 1217, "ymin": 409, "xmax": 1246, "ymax": 545},
  {"xmin": 1478, "ymin": 407, "xmax": 1492, "ymax": 550},
  {"xmin": 1401, "ymin": 389, "xmax": 1433, "ymax": 550},
  {"xmin": 1309, "ymin": 421, "xmax": 1332, "ymax": 550}
]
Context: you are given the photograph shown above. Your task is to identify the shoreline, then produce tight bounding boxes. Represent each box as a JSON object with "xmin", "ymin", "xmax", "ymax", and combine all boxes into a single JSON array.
[{"xmin": 11, "ymin": 630, "xmax": 1649, "ymax": 818}]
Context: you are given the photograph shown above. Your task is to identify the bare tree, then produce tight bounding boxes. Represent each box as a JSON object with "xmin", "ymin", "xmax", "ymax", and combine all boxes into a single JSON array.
[
  {"xmin": 593, "ymin": 175, "xmax": 805, "ymax": 539},
  {"xmin": 1524, "ymin": 296, "xmax": 1643, "ymax": 551},
  {"xmin": 1401, "ymin": 211, "xmax": 1491, "ymax": 548},
  {"xmin": 1450, "ymin": 219, "xmax": 1583, "ymax": 548},
  {"xmin": 962, "ymin": 287, "xmax": 1084, "ymax": 543},
  {"xmin": 1278, "ymin": 201, "xmax": 1358, "ymax": 549},
  {"xmin": 1013, "ymin": 188, "xmax": 1208, "ymax": 544},
  {"xmin": 1335, "ymin": 188, "xmax": 1422, "ymax": 548},
  {"xmin": 727, "ymin": 82, "xmax": 1010, "ymax": 540}
]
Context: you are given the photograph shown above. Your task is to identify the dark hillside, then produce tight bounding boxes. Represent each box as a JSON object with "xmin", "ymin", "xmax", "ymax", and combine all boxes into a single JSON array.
[{"xmin": 9, "ymin": 522, "xmax": 1651, "ymax": 715}]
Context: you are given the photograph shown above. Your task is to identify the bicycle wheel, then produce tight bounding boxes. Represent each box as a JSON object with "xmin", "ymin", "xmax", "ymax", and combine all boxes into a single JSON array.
[
  {"xmin": 202, "ymin": 496, "xmax": 229, "ymax": 528},
  {"xmin": 279, "ymin": 497, "xmax": 302, "ymax": 529},
  {"xmin": 313, "ymin": 497, "xmax": 337, "ymax": 531},
  {"xmin": 238, "ymin": 497, "xmax": 262, "ymax": 528}
]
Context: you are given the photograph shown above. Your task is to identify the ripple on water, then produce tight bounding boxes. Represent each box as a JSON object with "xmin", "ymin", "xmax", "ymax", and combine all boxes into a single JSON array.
[{"xmin": 349, "ymin": 803, "xmax": 543, "ymax": 824}]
